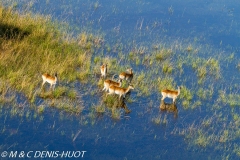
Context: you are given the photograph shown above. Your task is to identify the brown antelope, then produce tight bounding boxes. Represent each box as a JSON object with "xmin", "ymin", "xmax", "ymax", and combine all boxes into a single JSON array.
[
  {"xmin": 102, "ymin": 79, "xmax": 122, "ymax": 92},
  {"xmin": 107, "ymin": 85, "xmax": 134, "ymax": 100},
  {"xmin": 161, "ymin": 86, "xmax": 181, "ymax": 104},
  {"xmin": 42, "ymin": 73, "xmax": 57, "ymax": 90},
  {"xmin": 119, "ymin": 68, "xmax": 133, "ymax": 83},
  {"xmin": 100, "ymin": 64, "xmax": 108, "ymax": 78}
]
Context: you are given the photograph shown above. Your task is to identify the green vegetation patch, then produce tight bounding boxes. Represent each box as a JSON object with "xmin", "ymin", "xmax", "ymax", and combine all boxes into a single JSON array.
[{"xmin": 0, "ymin": 6, "xmax": 93, "ymax": 101}]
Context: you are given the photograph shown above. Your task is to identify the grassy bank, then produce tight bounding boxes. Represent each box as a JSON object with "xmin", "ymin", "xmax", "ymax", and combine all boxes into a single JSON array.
[
  {"xmin": 1, "ymin": 2, "xmax": 240, "ymax": 159},
  {"xmin": 0, "ymin": 4, "xmax": 237, "ymax": 114},
  {"xmin": 0, "ymin": 5, "xmax": 225, "ymax": 109},
  {"xmin": 0, "ymin": 5, "xmax": 95, "ymax": 104}
]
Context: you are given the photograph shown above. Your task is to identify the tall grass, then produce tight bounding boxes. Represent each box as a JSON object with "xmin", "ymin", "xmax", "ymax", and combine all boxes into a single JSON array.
[
  {"xmin": 0, "ymin": 6, "xmax": 93, "ymax": 101},
  {"xmin": 1, "ymin": 2, "xmax": 240, "ymax": 158}
]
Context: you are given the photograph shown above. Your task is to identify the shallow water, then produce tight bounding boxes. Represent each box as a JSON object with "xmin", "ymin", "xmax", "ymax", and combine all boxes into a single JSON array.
[{"xmin": 1, "ymin": 0, "xmax": 240, "ymax": 159}]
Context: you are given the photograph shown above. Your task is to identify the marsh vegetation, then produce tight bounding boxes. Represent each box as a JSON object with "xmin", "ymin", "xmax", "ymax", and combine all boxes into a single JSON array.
[{"xmin": 0, "ymin": 1, "xmax": 240, "ymax": 159}]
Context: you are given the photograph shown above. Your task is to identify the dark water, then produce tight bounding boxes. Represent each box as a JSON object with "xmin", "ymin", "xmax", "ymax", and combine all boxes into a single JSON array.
[
  {"xmin": 29, "ymin": 0, "xmax": 240, "ymax": 49},
  {"xmin": 1, "ymin": 0, "xmax": 240, "ymax": 159}
]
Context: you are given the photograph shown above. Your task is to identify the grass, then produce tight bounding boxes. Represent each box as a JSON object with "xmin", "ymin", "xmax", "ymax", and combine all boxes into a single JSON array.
[
  {"xmin": 95, "ymin": 104, "xmax": 106, "ymax": 113},
  {"xmin": 0, "ymin": 5, "xmax": 99, "ymax": 114},
  {"xmin": 162, "ymin": 61, "xmax": 173, "ymax": 74},
  {"xmin": 158, "ymin": 76, "xmax": 175, "ymax": 92},
  {"xmin": 0, "ymin": 5, "xmax": 94, "ymax": 100},
  {"xmin": 155, "ymin": 48, "xmax": 173, "ymax": 61},
  {"xmin": 111, "ymin": 106, "xmax": 122, "ymax": 120},
  {"xmin": 1, "ymin": 2, "xmax": 240, "ymax": 158},
  {"xmin": 152, "ymin": 115, "xmax": 168, "ymax": 125},
  {"xmin": 67, "ymin": 89, "xmax": 77, "ymax": 99},
  {"xmin": 194, "ymin": 130, "xmax": 209, "ymax": 147},
  {"xmin": 37, "ymin": 105, "xmax": 45, "ymax": 114},
  {"xmin": 186, "ymin": 45, "xmax": 193, "ymax": 52},
  {"xmin": 152, "ymin": 116, "xmax": 161, "ymax": 125}
]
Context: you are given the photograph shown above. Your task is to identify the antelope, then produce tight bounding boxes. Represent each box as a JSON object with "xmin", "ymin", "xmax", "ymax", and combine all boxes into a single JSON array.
[
  {"xmin": 161, "ymin": 86, "xmax": 181, "ymax": 104},
  {"xmin": 102, "ymin": 79, "xmax": 122, "ymax": 92},
  {"xmin": 42, "ymin": 73, "xmax": 57, "ymax": 90},
  {"xmin": 119, "ymin": 68, "xmax": 133, "ymax": 83},
  {"xmin": 100, "ymin": 64, "xmax": 108, "ymax": 78},
  {"xmin": 107, "ymin": 85, "xmax": 134, "ymax": 100}
]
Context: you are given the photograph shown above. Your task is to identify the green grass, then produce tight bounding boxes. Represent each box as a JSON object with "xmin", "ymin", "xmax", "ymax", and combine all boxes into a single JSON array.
[
  {"xmin": 194, "ymin": 130, "xmax": 210, "ymax": 147},
  {"xmin": 152, "ymin": 115, "xmax": 168, "ymax": 125},
  {"xmin": 2, "ymin": 4, "xmax": 240, "ymax": 158},
  {"xmin": 111, "ymin": 106, "xmax": 121, "ymax": 120},
  {"xmin": 67, "ymin": 90, "xmax": 77, "ymax": 99},
  {"xmin": 37, "ymin": 105, "xmax": 45, "ymax": 114},
  {"xmin": 95, "ymin": 104, "xmax": 106, "ymax": 113},
  {"xmin": 0, "ymin": 5, "xmax": 93, "ymax": 101},
  {"xmin": 0, "ymin": 5, "xmax": 99, "ymax": 114},
  {"xmin": 155, "ymin": 48, "xmax": 173, "ymax": 61}
]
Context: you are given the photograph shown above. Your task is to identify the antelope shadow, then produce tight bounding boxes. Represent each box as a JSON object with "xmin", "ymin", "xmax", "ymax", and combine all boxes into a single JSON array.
[
  {"xmin": 159, "ymin": 100, "xmax": 178, "ymax": 117},
  {"xmin": 103, "ymin": 91, "xmax": 132, "ymax": 114}
]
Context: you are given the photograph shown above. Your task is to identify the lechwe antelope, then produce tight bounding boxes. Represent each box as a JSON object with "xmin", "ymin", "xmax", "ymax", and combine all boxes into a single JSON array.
[
  {"xmin": 161, "ymin": 86, "xmax": 181, "ymax": 104},
  {"xmin": 100, "ymin": 64, "xmax": 108, "ymax": 78},
  {"xmin": 42, "ymin": 73, "xmax": 57, "ymax": 90},
  {"xmin": 102, "ymin": 79, "xmax": 122, "ymax": 92},
  {"xmin": 119, "ymin": 68, "xmax": 133, "ymax": 83},
  {"xmin": 107, "ymin": 85, "xmax": 134, "ymax": 100}
]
